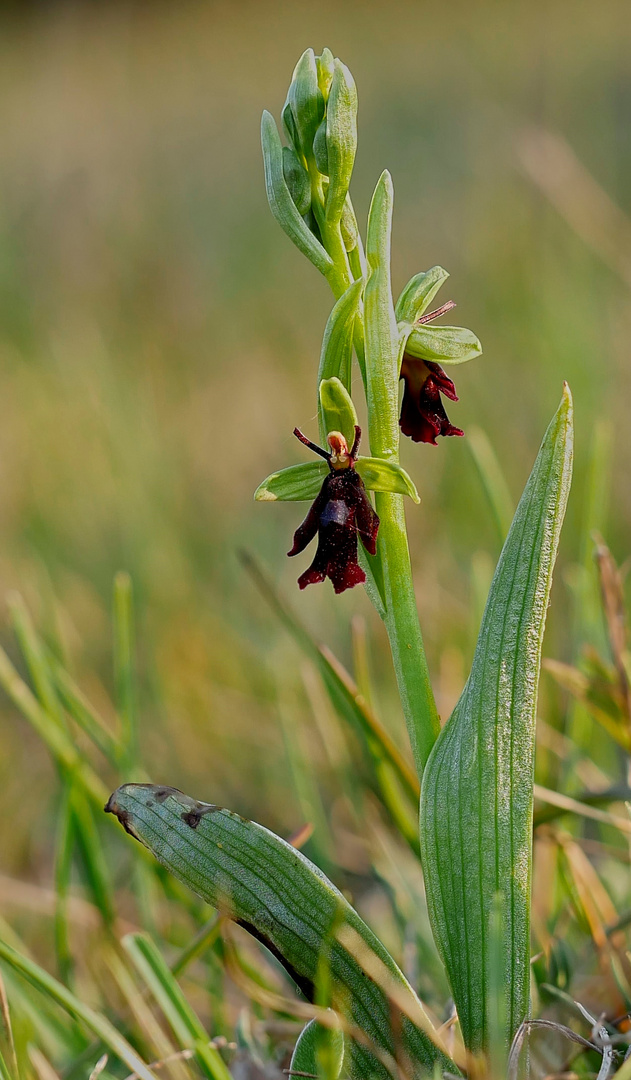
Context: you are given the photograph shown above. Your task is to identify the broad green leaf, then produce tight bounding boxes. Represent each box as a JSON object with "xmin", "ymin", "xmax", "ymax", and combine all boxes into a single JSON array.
[
  {"xmin": 419, "ymin": 385, "xmax": 574, "ymax": 1054},
  {"xmin": 261, "ymin": 111, "xmax": 333, "ymax": 277},
  {"xmin": 355, "ymin": 458, "xmax": 420, "ymax": 503},
  {"xmin": 254, "ymin": 461, "xmax": 327, "ymax": 502},
  {"xmin": 290, "ymin": 1017, "xmax": 345, "ymax": 1080},
  {"xmin": 319, "ymin": 377, "xmax": 358, "ymax": 448},
  {"xmin": 404, "ymin": 324, "xmax": 482, "ymax": 365},
  {"xmin": 324, "ymin": 60, "xmax": 358, "ymax": 224},
  {"xmin": 106, "ymin": 784, "xmax": 456, "ymax": 1079},
  {"xmin": 395, "ymin": 266, "xmax": 449, "ymax": 324}
]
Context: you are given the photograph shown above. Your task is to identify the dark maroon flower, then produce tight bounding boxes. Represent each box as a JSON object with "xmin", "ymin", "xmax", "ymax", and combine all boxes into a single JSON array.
[
  {"xmin": 399, "ymin": 356, "xmax": 464, "ymax": 445},
  {"xmin": 288, "ymin": 426, "xmax": 379, "ymax": 593}
]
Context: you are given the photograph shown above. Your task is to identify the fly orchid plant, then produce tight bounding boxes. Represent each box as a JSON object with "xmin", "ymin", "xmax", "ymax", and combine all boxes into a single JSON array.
[{"xmin": 106, "ymin": 48, "xmax": 574, "ymax": 1079}]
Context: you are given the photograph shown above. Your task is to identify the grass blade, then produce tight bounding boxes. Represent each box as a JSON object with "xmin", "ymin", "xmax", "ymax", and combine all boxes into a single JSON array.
[
  {"xmin": 123, "ymin": 933, "xmax": 231, "ymax": 1080},
  {"xmin": 113, "ymin": 572, "xmax": 138, "ymax": 772},
  {"xmin": 0, "ymin": 940, "xmax": 158, "ymax": 1080},
  {"xmin": 0, "ymin": 647, "xmax": 109, "ymax": 806},
  {"xmin": 420, "ymin": 386, "xmax": 573, "ymax": 1053}
]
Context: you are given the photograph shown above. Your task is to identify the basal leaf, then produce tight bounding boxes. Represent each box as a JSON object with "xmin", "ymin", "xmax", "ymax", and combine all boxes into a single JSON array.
[
  {"xmin": 106, "ymin": 784, "xmax": 457, "ymax": 1079},
  {"xmin": 419, "ymin": 386, "xmax": 573, "ymax": 1054}
]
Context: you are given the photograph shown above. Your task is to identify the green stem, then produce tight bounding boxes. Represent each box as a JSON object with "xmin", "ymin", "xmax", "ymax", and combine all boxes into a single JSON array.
[
  {"xmin": 315, "ymin": 172, "xmax": 440, "ymax": 775},
  {"xmin": 361, "ymin": 172, "xmax": 439, "ymax": 776},
  {"xmin": 375, "ymin": 492, "xmax": 439, "ymax": 771},
  {"xmin": 308, "ymin": 163, "xmax": 352, "ymax": 299}
]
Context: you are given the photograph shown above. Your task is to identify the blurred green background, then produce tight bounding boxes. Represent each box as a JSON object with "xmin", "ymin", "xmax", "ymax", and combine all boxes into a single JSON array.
[{"xmin": 0, "ymin": 0, "xmax": 629, "ymax": 884}]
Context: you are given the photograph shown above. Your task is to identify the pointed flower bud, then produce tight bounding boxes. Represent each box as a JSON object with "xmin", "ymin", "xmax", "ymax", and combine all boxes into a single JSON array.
[
  {"xmin": 287, "ymin": 426, "xmax": 379, "ymax": 593},
  {"xmin": 283, "ymin": 49, "xmax": 325, "ymax": 164}
]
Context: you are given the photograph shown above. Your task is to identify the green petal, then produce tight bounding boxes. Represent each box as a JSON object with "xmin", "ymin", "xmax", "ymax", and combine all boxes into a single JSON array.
[
  {"xmin": 395, "ymin": 266, "xmax": 449, "ymax": 323},
  {"xmin": 254, "ymin": 461, "xmax": 327, "ymax": 502},
  {"xmin": 356, "ymin": 458, "xmax": 420, "ymax": 503},
  {"xmin": 319, "ymin": 376, "xmax": 358, "ymax": 448},
  {"xmin": 404, "ymin": 324, "xmax": 482, "ymax": 365}
]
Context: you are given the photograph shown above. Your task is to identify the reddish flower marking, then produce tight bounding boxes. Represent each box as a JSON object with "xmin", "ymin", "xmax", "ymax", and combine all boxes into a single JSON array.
[
  {"xmin": 399, "ymin": 357, "xmax": 464, "ymax": 445},
  {"xmin": 399, "ymin": 298, "xmax": 464, "ymax": 445},
  {"xmin": 288, "ymin": 425, "xmax": 379, "ymax": 594}
]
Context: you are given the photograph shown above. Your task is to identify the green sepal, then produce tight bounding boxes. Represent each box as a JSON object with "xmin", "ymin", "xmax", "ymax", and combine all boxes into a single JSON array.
[
  {"xmin": 395, "ymin": 265, "xmax": 449, "ymax": 323},
  {"xmin": 324, "ymin": 60, "xmax": 358, "ymax": 224},
  {"xmin": 404, "ymin": 323, "xmax": 482, "ymax": 365},
  {"xmin": 356, "ymin": 458, "xmax": 420, "ymax": 503},
  {"xmin": 282, "ymin": 146, "xmax": 311, "ymax": 216},
  {"xmin": 261, "ymin": 111, "xmax": 333, "ymax": 276},
  {"xmin": 284, "ymin": 48, "xmax": 324, "ymax": 163},
  {"xmin": 319, "ymin": 377, "xmax": 358, "ymax": 448},
  {"xmin": 317, "ymin": 280, "xmax": 363, "ymax": 438},
  {"xmin": 419, "ymin": 386, "xmax": 573, "ymax": 1053},
  {"xmin": 254, "ymin": 455, "xmax": 419, "ymax": 504},
  {"xmin": 254, "ymin": 461, "xmax": 327, "ymax": 502},
  {"xmin": 316, "ymin": 48, "xmax": 335, "ymax": 102},
  {"xmin": 290, "ymin": 1017, "xmax": 345, "ymax": 1080}
]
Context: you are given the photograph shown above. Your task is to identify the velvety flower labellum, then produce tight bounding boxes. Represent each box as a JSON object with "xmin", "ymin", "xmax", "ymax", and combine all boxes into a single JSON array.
[
  {"xmin": 288, "ymin": 426, "xmax": 379, "ymax": 593},
  {"xmin": 399, "ymin": 356, "xmax": 464, "ymax": 445}
]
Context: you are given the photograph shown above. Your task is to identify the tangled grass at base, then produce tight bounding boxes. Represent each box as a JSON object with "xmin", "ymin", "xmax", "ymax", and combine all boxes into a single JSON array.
[{"xmin": 0, "ymin": 34, "xmax": 630, "ymax": 1080}]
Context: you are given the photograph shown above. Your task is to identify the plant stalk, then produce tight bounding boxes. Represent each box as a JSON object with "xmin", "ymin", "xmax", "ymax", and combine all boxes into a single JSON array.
[{"xmin": 332, "ymin": 172, "xmax": 440, "ymax": 776}]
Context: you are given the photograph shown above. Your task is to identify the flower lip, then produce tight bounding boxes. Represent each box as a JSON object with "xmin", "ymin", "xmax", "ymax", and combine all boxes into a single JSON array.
[
  {"xmin": 287, "ymin": 423, "xmax": 379, "ymax": 593},
  {"xmin": 400, "ymin": 356, "xmax": 463, "ymax": 445}
]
